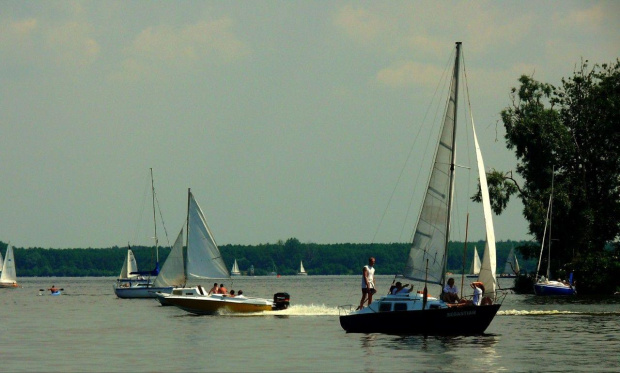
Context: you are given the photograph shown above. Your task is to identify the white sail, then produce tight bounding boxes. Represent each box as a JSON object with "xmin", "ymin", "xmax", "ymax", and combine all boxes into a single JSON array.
[
  {"xmin": 403, "ymin": 50, "xmax": 458, "ymax": 285},
  {"xmin": 0, "ymin": 245, "xmax": 18, "ymax": 284},
  {"xmin": 0, "ymin": 250, "xmax": 4, "ymax": 273},
  {"xmin": 186, "ymin": 192, "xmax": 230, "ymax": 280},
  {"xmin": 119, "ymin": 249, "xmax": 139, "ymax": 279},
  {"xmin": 299, "ymin": 261, "xmax": 306, "ymax": 273},
  {"xmin": 469, "ymin": 247, "xmax": 481, "ymax": 275},
  {"xmin": 504, "ymin": 247, "xmax": 520, "ymax": 275},
  {"xmin": 153, "ymin": 228, "xmax": 186, "ymax": 287},
  {"xmin": 472, "ymin": 119, "xmax": 498, "ymax": 295},
  {"xmin": 231, "ymin": 259, "xmax": 241, "ymax": 275}
]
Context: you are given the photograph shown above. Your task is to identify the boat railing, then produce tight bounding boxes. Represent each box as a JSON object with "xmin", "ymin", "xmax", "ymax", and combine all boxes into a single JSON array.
[{"xmin": 337, "ymin": 305, "xmax": 354, "ymax": 316}]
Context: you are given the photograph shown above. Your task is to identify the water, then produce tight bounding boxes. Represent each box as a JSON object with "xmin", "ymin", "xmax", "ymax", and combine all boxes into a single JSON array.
[{"xmin": 1, "ymin": 275, "xmax": 618, "ymax": 372}]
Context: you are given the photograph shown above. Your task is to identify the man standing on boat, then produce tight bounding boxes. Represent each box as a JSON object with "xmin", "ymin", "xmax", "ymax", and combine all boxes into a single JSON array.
[{"xmin": 357, "ymin": 257, "xmax": 376, "ymax": 310}]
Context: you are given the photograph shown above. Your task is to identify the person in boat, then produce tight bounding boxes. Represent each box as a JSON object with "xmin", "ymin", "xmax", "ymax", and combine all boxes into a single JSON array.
[
  {"xmin": 218, "ymin": 284, "xmax": 228, "ymax": 294},
  {"xmin": 357, "ymin": 257, "xmax": 376, "ymax": 310},
  {"xmin": 391, "ymin": 282, "xmax": 413, "ymax": 295},
  {"xmin": 442, "ymin": 277, "xmax": 460, "ymax": 303},
  {"xmin": 237, "ymin": 290, "xmax": 245, "ymax": 298},
  {"xmin": 227, "ymin": 290, "xmax": 236, "ymax": 297},
  {"xmin": 48, "ymin": 285, "xmax": 59, "ymax": 293},
  {"xmin": 471, "ymin": 282, "xmax": 485, "ymax": 306},
  {"xmin": 208, "ymin": 283, "xmax": 219, "ymax": 295}
]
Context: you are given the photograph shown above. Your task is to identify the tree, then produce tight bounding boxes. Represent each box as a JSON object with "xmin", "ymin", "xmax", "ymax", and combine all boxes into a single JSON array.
[{"xmin": 476, "ymin": 60, "xmax": 620, "ymax": 291}]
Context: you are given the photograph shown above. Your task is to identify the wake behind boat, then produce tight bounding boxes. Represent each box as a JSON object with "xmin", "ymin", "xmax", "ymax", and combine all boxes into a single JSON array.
[{"xmin": 339, "ymin": 42, "xmax": 502, "ymax": 335}]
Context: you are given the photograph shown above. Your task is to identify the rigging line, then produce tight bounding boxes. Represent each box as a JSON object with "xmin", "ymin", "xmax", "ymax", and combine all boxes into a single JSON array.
[
  {"xmin": 131, "ymin": 171, "xmax": 151, "ymax": 246},
  {"xmin": 154, "ymin": 193, "xmax": 171, "ymax": 247}
]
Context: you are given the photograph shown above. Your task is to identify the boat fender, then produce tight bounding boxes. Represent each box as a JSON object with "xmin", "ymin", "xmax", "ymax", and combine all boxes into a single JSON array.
[{"xmin": 272, "ymin": 292, "xmax": 290, "ymax": 310}]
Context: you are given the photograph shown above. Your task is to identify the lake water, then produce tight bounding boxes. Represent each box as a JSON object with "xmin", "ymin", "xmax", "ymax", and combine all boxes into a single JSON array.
[{"xmin": 1, "ymin": 275, "xmax": 618, "ymax": 372}]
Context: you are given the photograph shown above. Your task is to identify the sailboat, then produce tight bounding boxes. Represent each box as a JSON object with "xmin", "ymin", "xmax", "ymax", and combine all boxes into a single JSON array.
[
  {"xmin": 0, "ymin": 249, "xmax": 4, "ymax": 275},
  {"xmin": 0, "ymin": 243, "xmax": 18, "ymax": 288},
  {"xmin": 114, "ymin": 169, "xmax": 172, "ymax": 298},
  {"xmin": 231, "ymin": 259, "xmax": 241, "ymax": 276},
  {"xmin": 297, "ymin": 261, "xmax": 308, "ymax": 276},
  {"xmin": 534, "ymin": 172, "xmax": 575, "ymax": 295},
  {"xmin": 500, "ymin": 247, "xmax": 520, "ymax": 278},
  {"xmin": 155, "ymin": 189, "xmax": 290, "ymax": 314},
  {"xmin": 339, "ymin": 42, "xmax": 501, "ymax": 335},
  {"xmin": 465, "ymin": 246, "xmax": 481, "ymax": 278}
]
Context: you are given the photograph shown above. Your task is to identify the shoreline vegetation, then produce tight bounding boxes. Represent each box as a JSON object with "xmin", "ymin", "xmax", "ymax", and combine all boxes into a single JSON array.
[{"xmin": 3, "ymin": 238, "xmax": 532, "ymax": 277}]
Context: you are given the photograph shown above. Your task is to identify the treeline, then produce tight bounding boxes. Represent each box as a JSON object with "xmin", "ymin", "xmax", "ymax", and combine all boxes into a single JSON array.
[{"xmin": 1, "ymin": 239, "xmax": 533, "ymax": 277}]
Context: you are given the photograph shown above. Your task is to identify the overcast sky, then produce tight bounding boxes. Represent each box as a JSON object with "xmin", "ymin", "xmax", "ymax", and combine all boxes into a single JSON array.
[{"xmin": 1, "ymin": 1, "xmax": 618, "ymax": 249}]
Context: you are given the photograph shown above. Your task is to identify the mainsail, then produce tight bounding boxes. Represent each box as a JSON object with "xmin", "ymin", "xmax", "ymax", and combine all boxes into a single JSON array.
[
  {"xmin": 119, "ymin": 249, "xmax": 139, "ymax": 279},
  {"xmin": 153, "ymin": 228, "xmax": 186, "ymax": 287},
  {"xmin": 0, "ymin": 245, "xmax": 17, "ymax": 284},
  {"xmin": 186, "ymin": 191, "xmax": 230, "ymax": 280},
  {"xmin": 403, "ymin": 46, "xmax": 459, "ymax": 285}
]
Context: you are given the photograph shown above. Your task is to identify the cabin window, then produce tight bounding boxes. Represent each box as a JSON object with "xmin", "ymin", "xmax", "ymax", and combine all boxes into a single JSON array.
[
  {"xmin": 173, "ymin": 290, "xmax": 182, "ymax": 295},
  {"xmin": 394, "ymin": 303, "xmax": 407, "ymax": 311},
  {"xmin": 379, "ymin": 302, "xmax": 392, "ymax": 312}
]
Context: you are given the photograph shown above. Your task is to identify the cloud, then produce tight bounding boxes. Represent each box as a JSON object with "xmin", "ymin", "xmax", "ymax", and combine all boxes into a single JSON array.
[
  {"xmin": 45, "ymin": 21, "xmax": 100, "ymax": 68},
  {"xmin": 376, "ymin": 60, "xmax": 445, "ymax": 88},
  {"xmin": 333, "ymin": 4, "xmax": 387, "ymax": 45},
  {"xmin": 112, "ymin": 18, "xmax": 250, "ymax": 82}
]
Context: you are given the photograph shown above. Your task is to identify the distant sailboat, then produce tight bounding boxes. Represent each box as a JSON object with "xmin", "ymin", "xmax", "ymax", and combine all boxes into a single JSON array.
[
  {"xmin": 114, "ymin": 169, "xmax": 171, "ymax": 299},
  {"xmin": 500, "ymin": 247, "xmax": 520, "ymax": 278},
  {"xmin": 0, "ymin": 243, "xmax": 18, "ymax": 288},
  {"xmin": 534, "ymin": 171, "xmax": 575, "ymax": 296},
  {"xmin": 231, "ymin": 259, "xmax": 241, "ymax": 276},
  {"xmin": 465, "ymin": 246, "xmax": 481, "ymax": 278},
  {"xmin": 0, "ymin": 249, "xmax": 3, "ymax": 275},
  {"xmin": 297, "ymin": 261, "xmax": 308, "ymax": 276}
]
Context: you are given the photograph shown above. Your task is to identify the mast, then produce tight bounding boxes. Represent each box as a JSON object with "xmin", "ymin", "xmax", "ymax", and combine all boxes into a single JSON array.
[
  {"xmin": 185, "ymin": 188, "xmax": 191, "ymax": 286},
  {"xmin": 441, "ymin": 41, "xmax": 461, "ymax": 286},
  {"xmin": 150, "ymin": 168, "xmax": 159, "ymax": 264},
  {"xmin": 547, "ymin": 171, "xmax": 554, "ymax": 279}
]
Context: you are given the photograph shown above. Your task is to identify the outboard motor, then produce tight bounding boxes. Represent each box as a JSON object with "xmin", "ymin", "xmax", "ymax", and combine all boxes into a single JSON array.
[{"xmin": 272, "ymin": 292, "xmax": 290, "ymax": 310}]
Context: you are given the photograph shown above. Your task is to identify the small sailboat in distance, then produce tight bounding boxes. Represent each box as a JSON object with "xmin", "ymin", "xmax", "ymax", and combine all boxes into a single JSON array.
[
  {"xmin": 231, "ymin": 259, "xmax": 241, "ymax": 276},
  {"xmin": 297, "ymin": 261, "xmax": 308, "ymax": 276},
  {"xmin": 0, "ymin": 243, "xmax": 18, "ymax": 288},
  {"xmin": 500, "ymin": 246, "xmax": 520, "ymax": 278},
  {"xmin": 465, "ymin": 246, "xmax": 481, "ymax": 278}
]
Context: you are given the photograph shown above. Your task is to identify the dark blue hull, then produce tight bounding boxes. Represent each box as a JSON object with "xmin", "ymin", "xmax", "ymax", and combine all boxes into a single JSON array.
[
  {"xmin": 339, "ymin": 304, "xmax": 501, "ymax": 335},
  {"xmin": 534, "ymin": 283, "xmax": 575, "ymax": 296}
]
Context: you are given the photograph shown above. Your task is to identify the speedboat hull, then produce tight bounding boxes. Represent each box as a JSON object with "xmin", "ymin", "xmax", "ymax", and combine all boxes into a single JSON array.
[
  {"xmin": 534, "ymin": 282, "xmax": 575, "ymax": 296},
  {"xmin": 165, "ymin": 295, "xmax": 274, "ymax": 314},
  {"xmin": 340, "ymin": 304, "xmax": 501, "ymax": 335}
]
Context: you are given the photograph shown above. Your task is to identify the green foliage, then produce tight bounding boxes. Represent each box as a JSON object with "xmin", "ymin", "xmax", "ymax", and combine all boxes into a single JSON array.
[
  {"xmin": 0, "ymin": 239, "xmax": 533, "ymax": 278},
  {"xmin": 476, "ymin": 59, "xmax": 620, "ymax": 294}
]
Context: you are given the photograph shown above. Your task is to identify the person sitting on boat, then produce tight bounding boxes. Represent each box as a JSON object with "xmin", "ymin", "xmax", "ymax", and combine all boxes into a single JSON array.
[
  {"xmin": 237, "ymin": 290, "xmax": 245, "ymax": 298},
  {"xmin": 48, "ymin": 285, "xmax": 59, "ymax": 293},
  {"xmin": 208, "ymin": 283, "xmax": 219, "ymax": 295},
  {"xmin": 471, "ymin": 282, "xmax": 485, "ymax": 306},
  {"xmin": 357, "ymin": 257, "xmax": 376, "ymax": 310},
  {"xmin": 391, "ymin": 282, "xmax": 413, "ymax": 295},
  {"xmin": 218, "ymin": 284, "xmax": 228, "ymax": 294},
  {"xmin": 442, "ymin": 278, "xmax": 460, "ymax": 303},
  {"xmin": 226, "ymin": 289, "xmax": 236, "ymax": 297}
]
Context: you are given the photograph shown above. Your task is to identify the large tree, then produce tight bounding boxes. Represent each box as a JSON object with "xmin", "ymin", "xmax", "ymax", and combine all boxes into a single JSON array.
[{"xmin": 477, "ymin": 60, "xmax": 620, "ymax": 288}]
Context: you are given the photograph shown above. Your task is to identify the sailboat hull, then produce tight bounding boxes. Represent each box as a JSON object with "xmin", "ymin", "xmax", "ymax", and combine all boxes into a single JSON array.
[
  {"xmin": 0, "ymin": 282, "xmax": 19, "ymax": 288},
  {"xmin": 339, "ymin": 304, "xmax": 501, "ymax": 335},
  {"xmin": 534, "ymin": 282, "xmax": 575, "ymax": 296},
  {"xmin": 114, "ymin": 285, "xmax": 173, "ymax": 299}
]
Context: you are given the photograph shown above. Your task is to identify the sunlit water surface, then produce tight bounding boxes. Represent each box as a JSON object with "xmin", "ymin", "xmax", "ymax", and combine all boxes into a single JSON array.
[{"xmin": 1, "ymin": 276, "xmax": 618, "ymax": 372}]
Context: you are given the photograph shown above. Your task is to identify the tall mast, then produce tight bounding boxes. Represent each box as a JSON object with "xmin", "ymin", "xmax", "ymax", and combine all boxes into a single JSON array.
[
  {"xmin": 547, "ymin": 171, "xmax": 554, "ymax": 279},
  {"xmin": 442, "ymin": 41, "xmax": 461, "ymax": 286},
  {"xmin": 150, "ymin": 168, "xmax": 159, "ymax": 263}
]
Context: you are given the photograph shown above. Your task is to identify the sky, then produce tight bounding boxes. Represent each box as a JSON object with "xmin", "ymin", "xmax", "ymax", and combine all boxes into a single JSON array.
[{"xmin": 1, "ymin": 1, "xmax": 618, "ymax": 249}]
